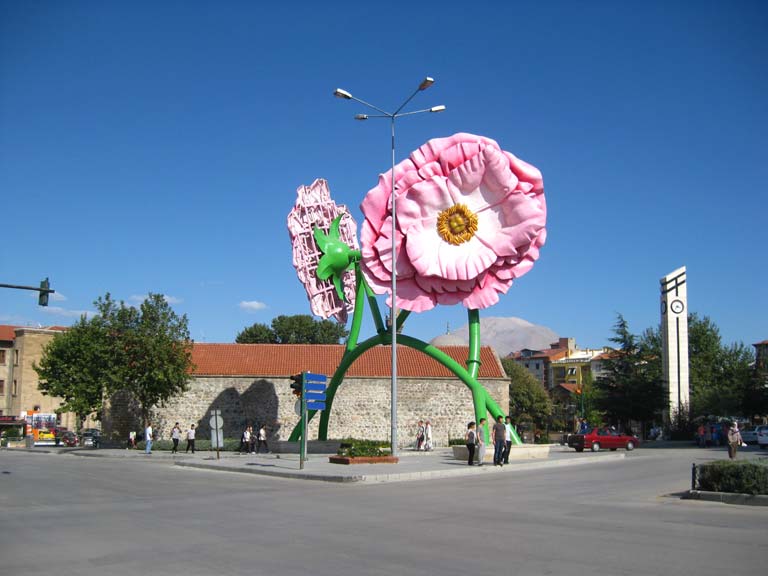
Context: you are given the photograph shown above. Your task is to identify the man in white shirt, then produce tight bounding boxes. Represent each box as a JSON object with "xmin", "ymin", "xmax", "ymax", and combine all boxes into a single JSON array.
[
  {"xmin": 503, "ymin": 416, "xmax": 514, "ymax": 464},
  {"xmin": 145, "ymin": 422, "xmax": 153, "ymax": 455}
]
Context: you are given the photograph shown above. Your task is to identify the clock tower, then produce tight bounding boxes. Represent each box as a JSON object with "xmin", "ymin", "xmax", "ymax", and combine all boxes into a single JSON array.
[{"xmin": 660, "ymin": 266, "xmax": 690, "ymax": 428}]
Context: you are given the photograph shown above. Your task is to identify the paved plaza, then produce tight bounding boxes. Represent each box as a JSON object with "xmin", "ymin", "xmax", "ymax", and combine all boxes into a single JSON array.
[{"xmin": 0, "ymin": 444, "xmax": 766, "ymax": 576}]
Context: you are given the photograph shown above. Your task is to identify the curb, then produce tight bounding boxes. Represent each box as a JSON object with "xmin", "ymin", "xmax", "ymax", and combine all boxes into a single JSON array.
[
  {"xmin": 174, "ymin": 452, "xmax": 626, "ymax": 484},
  {"xmin": 683, "ymin": 490, "xmax": 768, "ymax": 507}
]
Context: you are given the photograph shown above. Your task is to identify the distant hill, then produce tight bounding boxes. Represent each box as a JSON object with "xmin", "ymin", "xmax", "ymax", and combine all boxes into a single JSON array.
[{"xmin": 430, "ymin": 317, "xmax": 559, "ymax": 358}]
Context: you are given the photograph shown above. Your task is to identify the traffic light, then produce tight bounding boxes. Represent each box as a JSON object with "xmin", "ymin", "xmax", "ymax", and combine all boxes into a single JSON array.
[
  {"xmin": 290, "ymin": 373, "xmax": 303, "ymax": 398},
  {"xmin": 38, "ymin": 278, "xmax": 50, "ymax": 307}
]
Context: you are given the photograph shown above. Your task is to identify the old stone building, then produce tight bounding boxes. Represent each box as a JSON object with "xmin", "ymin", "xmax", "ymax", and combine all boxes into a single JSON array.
[
  {"xmin": 0, "ymin": 325, "xmax": 78, "ymax": 432},
  {"xmin": 108, "ymin": 343, "xmax": 508, "ymax": 449}
]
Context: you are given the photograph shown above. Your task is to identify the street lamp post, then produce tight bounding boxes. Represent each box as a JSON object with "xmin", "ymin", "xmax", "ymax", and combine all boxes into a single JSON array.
[{"xmin": 334, "ymin": 78, "xmax": 445, "ymax": 457}]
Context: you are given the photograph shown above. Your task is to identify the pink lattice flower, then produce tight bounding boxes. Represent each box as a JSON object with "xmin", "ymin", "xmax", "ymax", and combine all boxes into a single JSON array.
[
  {"xmin": 360, "ymin": 133, "xmax": 546, "ymax": 312},
  {"xmin": 288, "ymin": 179, "xmax": 359, "ymax": 323}
]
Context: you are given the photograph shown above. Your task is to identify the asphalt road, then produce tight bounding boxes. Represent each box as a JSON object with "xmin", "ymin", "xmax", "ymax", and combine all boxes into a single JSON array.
[{"xmin": 0, "ymin": 447, "xmax": 765, "ymax": 576}]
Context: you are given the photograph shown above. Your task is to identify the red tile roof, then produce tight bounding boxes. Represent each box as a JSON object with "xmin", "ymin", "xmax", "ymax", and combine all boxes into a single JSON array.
[
  {"xmin": 0, "ymin": 325, "xmax": 17, "ymax": 341},
  {"xmin": 0, "ymin": 325, "xmax": 67, "ymax": 341},
  {"xmin": 191, "ymin": 343, "xmax": 505, "ymax": 378},
  {"xmin": 558, "ymin": 383, "xmax": 578, "ymax": 394}
]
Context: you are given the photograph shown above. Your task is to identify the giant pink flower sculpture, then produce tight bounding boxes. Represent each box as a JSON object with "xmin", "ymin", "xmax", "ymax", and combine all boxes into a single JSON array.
[{"xmin": 360, "ymin": 133, "xmax": 546, "ymax": 312}]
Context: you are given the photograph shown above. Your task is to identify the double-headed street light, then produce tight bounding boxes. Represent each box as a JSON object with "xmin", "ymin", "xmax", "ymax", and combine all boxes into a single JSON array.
[{"xmin": 333, "ymin": 77, "xmax": 445, "ymax": 457}]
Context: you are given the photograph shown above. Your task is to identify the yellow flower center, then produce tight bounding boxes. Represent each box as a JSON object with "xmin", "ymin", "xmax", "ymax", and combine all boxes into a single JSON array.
[{"xmin": 436, "ymin": 204, "xmax": 478, "ymax": 245}]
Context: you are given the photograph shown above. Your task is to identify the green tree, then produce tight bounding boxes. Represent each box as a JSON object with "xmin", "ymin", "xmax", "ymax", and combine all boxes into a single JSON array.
[
  {"xmin": 35, "ymin": 293, "xmax": 193, "ymax": 423},
  {"xmin": 107, "ymin": 294, "xmax": 193, "ymax": 421},
  {"xmin": 237, "ymin": 315, "xmax": 348, "ymax": 344},
  {"xmin": 501, "ymin": 359, "xmax": 552, "ymax": 429},
  {"xmin": 35, "ymin": 314, "xmax": 112, "ymax": 421},
  {"xmin": 594, "ymin": 314, "xmax": 667, "ymax": 430},
  {"xmin": 235, "ymin": 323, "xmax": 276, "ymax": 343},
  {"xmin": 641, "ymin": 314, "xmax": 756, "ymax": 419}
]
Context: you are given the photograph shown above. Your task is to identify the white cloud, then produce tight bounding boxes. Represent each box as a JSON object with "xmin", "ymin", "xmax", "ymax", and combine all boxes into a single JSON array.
[
  {"xmin": 40, "ymin": 306, "xmax": 94, "ymax": 319},
  {"xmin": 50, "ymin": 291, "xmax": 67, "ymax": 302},
  {"xmin": 239, "ymin": 300, "xmax": 267, "ymax": 312},
  {"xmin": 129, "ymin": 294, "xmax": 183, "ymax": 305}
]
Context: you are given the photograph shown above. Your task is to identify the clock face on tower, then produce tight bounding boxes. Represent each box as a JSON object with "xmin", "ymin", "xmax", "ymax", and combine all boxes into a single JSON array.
[{"xmin": 670, "ymin": 299, "xmax": 685, "ymax": 314}]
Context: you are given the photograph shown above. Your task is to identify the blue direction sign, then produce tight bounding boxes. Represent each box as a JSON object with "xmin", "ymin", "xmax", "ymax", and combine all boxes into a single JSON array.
[{"xmin": 303, "ymin": 372, "xmax": 327, "ymax": 411}]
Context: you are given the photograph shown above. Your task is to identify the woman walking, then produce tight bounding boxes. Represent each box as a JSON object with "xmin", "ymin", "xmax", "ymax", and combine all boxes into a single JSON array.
[{"xmin": 465, "ymin": 422, "xmax": 477, "ymax": 465}]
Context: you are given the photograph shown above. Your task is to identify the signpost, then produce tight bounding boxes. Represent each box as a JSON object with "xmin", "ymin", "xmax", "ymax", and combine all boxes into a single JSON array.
[
  {"xmin": 209, "ymin": 409, "xmax": 223, "ymax": 460},
  {"xmin": 299, "ymin": 372, "xmax": 326, "ymax": 470}
]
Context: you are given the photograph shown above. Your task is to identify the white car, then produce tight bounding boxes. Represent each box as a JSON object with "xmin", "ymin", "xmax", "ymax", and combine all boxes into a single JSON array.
[
  {"xmin": 741, "ymin": 426, "xmax": 766, "ymax": 444},
  {"xmin": 757, "ymin": 427, "xmax": 768, "ymax": 449},
  {"xmin": 757, "ymin": 426, "xmax": 768, "ymax": 450}
]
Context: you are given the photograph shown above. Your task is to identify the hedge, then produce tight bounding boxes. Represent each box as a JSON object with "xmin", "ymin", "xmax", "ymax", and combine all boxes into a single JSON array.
[
  {"xmin": 136, "ymin": 438, "xmax": 243, "ymax": 452},
  {"xmin": 336, "ymin": 438, "xmax": 390, "ymax": 457},
  {"xmin": 697, "ymin": 460, "xmax": 768, "ymax": 496}
]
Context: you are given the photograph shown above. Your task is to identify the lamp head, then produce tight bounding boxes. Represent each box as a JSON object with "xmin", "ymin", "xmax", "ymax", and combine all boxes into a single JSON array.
[
  {"xmin": 430, "ymin": 105, "xmax": 446, "ymax": 113},
  {"xmin": 333, "ymin": 88, "xmax": 352, "ymax": 99},
  {"xmin": 418, "ymin": 77, "xmax": 435, "ymax": 90}
]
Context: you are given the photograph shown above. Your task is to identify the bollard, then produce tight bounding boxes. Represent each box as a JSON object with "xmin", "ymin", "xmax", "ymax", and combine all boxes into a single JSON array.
[{"xmin": 691, "ymin": 463, "xmax": 697, "ymax": 491}]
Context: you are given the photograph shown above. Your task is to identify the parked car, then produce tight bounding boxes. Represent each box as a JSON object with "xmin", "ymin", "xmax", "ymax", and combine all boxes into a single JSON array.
[
  {"xmin": 567, "ymin": 428, "xmax": 640, "ymax": 452},
  {"xmin": 58, "ymin": 430, "xmax": 78, "ymax": 447},
  {"xmin": 741, "ymin": 425, "xmax": 768, "ymax": 445},
  {"xmin": 80, "ymin": 429, "xmax": 101, "ymax": 448},
  {"xmin": 758, "ymin": 427, "xmax": 768, "ymax": 450}
]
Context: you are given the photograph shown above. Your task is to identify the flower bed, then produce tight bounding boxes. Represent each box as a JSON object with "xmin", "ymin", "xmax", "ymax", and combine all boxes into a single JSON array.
[{"xmin": 328, "ymin": 455, "xmax": 399, "ymax": 465}]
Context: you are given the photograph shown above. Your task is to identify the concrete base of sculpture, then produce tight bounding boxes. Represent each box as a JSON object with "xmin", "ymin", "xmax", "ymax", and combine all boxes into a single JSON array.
[{"xmin": 452, "ymin": 444, "xmax": 551, "ymax": 462}]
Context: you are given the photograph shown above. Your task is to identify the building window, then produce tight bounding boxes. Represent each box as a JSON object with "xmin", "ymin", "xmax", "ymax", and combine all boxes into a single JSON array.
[
  {"xmin": 12, "ymin": 380, "xmax": 17, "ymax": 396},
  {"xmin": 0, "ymin": 350, "xmax": 5, "ymax": 364},
  {"xmin": 535, "ymin": 362, "xmax": 540, "ymax": 370},
  {"xmin": 524, "ymin": 363, "xmax": 529, "ymax": 368},
  {"xmin": 0, "ymin": 380, "xmax": 4, "ymax": 394},
  {"xmin": 567, "ymin": 367, "xmax": 577, "ymax": 376},
  {"xmin": 14, "ymin": 350, "xmax": 19, "ymax": 365}
]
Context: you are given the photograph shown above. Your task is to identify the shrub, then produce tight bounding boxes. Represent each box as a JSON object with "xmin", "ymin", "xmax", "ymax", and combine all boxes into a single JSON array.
[
  {"xmin": 136, "ymin": 438, "xmax": 241, "ymax": 452},
  {"xmin": 448, "ymin": 438, "xmax": 467, "ymax": 446},
  {"xmin": 336, "ymin": 438, "xmax": 390, "ymax": 457},
  {"xmin": 697, "ymin": 460, "xmax": 768, "ymax": 495}
]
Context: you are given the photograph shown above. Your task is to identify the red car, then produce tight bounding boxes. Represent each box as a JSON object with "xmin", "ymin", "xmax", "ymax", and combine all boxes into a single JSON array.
[{"xmin": 567, "ymin": 428, "xmax": 640, "ymax": 452}]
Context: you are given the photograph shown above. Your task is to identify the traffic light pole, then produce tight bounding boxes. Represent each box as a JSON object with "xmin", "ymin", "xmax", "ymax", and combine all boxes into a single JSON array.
[
  {"xmin": 300, "ymin": 372, "xmax": 307, "ymax": 470},
  {"xmin": 0, "ymin": 279, "xmax": 55, "ymax": 306}
]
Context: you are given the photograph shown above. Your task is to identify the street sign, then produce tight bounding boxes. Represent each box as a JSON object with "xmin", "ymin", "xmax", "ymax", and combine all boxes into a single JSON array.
[
  {"xmin": 304, "ymin": 372, "xmax": 327, "ymax": 384},
  {"xmin": 211, "ymin": 429, "xmax": 223, "ymax": 446},
  {"xmin": 209, "ymin": 416, "xmax": 223, "ymax": 429}
]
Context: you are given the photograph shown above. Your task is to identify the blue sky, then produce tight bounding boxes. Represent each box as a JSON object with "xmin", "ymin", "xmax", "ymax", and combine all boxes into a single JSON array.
[{"xmin": 1, "ymin": 1, "xmax": 766, "ymax": 351}]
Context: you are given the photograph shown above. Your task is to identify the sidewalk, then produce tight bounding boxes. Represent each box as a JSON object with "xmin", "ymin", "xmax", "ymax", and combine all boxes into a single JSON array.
[{"xmin": 60, "ymin": 445, "xmax": 626, "ymax": 483}]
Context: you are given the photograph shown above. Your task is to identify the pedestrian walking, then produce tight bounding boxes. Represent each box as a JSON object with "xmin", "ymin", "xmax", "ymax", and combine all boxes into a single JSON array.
[
  {"xmin": 697, "ymin": 423, "xmax": 706, "ymax": 447},
  {"xmin": 144, "ymin": 422, "xmax": 153, "ymax": 455},
  {"xmin": 503, "ymin": 416, "xmax": 514, "ymax": 464},
  {"xmin": 492, "ymin": 415, "xmax": 506, "ymax": 466},
  {"xmin": 248, "ymin": 425, "xmax": 257, "ymax": 454},
  {"xmin": 424, "ymin": 420, "xmax": 433, "ymax": 451},
  {"xmin": 128, "ymin": 430, "xmax": 136, "ymax": 449},
  {"xmin": 171, "ymin": 422, "xmax": 181, "ymax": 453},
  {"xmin": 477, "ymin": 418, "xmax": 487, "ymax": 465},
  {"xmin": 257, "ymin": 424, "xmax": 269, "ymax": 453},
  {"xmin": 240, "ymin": 426, "xmax": 251, "ymax": 454},
  {"xmin": 185, "ymin": 423, "xmax": 196, "ymax": 453},
  {"xmin": 465, "ymin": 421, "xmax": 477, "ymax": 465},
  {"xmin": 727, "ymin": 422, "xmax": 743, "ymax": 460},
  {"xmin": 415, "ymin": 420, "xmax": 425, "ymax": 451}
]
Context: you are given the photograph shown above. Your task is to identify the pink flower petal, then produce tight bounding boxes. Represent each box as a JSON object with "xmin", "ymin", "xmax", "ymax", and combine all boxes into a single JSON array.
[{"xmin": 359, "ymin": 133, "xmax": 546, "ymax": 311}]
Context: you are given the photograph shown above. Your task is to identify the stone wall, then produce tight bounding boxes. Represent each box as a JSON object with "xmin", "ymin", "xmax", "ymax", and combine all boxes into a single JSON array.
[{"xmin": 140, "ymin": 375, "xmax": 508, "ymax": 449}]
